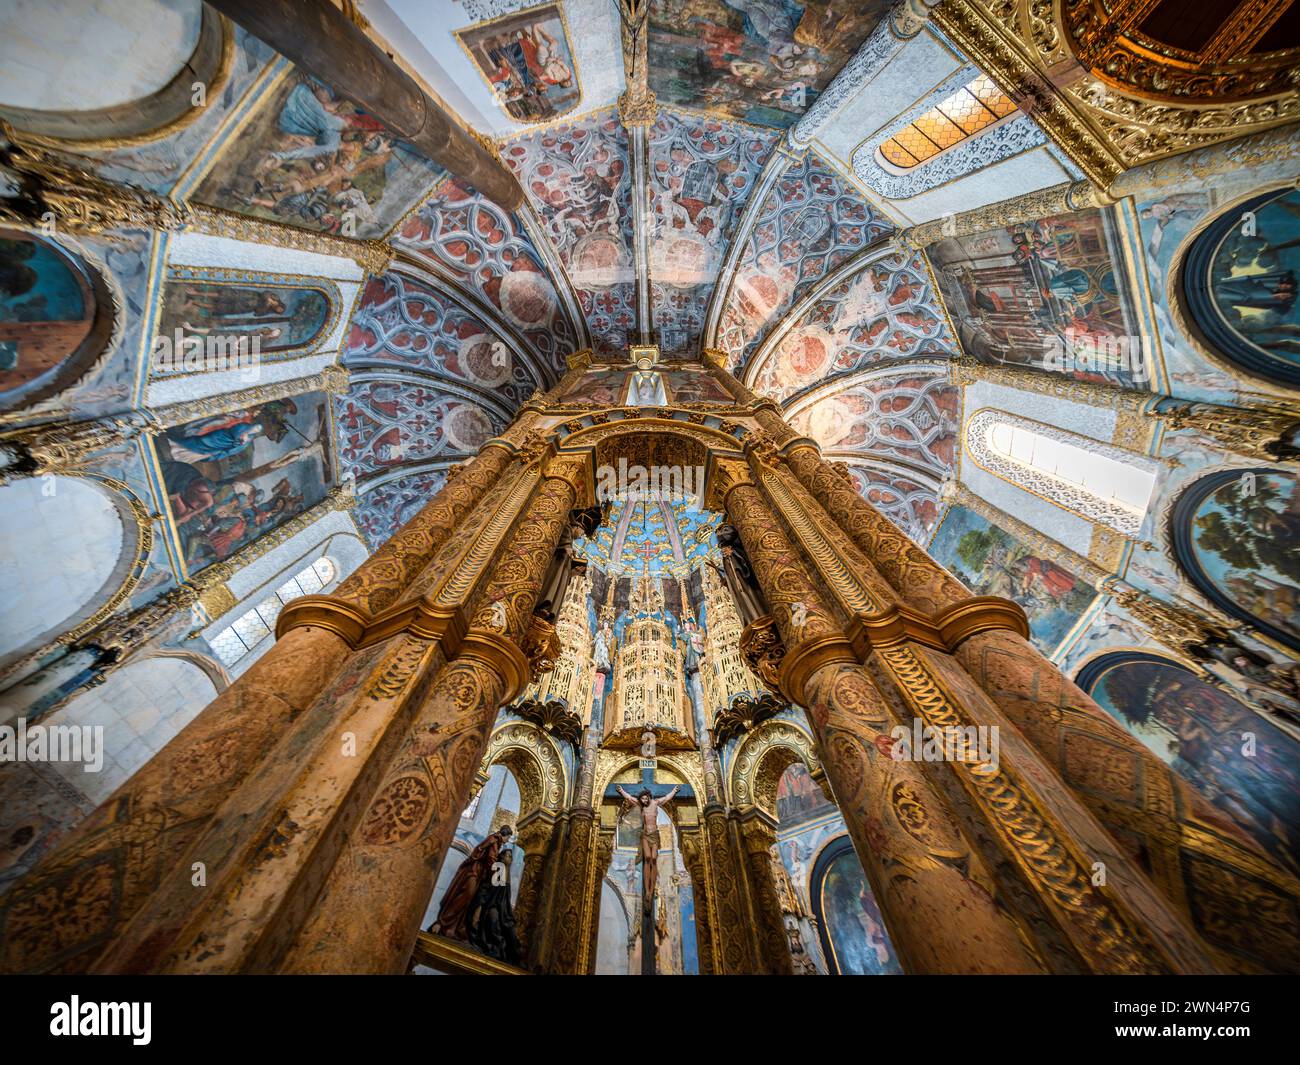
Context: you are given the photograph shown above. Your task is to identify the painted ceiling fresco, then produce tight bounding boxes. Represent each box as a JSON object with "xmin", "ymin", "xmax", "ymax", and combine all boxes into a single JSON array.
[
  {"xmin": 647, "ymin": 0, "xmax": 893, "ymax": 128},
  {"xmin": 501, "ymin": 109, "xmax": 636, "ymax": 356},
  {"xmin": 394, "ymin": 175, "xmax": 579, "ymax": 379},
  {"xmin": 648, "ymin": 110, "xmax": 777, "ymax": 356},
  {"xmin": 788, "ymin": 371, "xmax": 960, "ymax": 479},
  {"xmin": 716, "ymin": 150, "xmax": 893, "ymax": 371},
  {"xmin": 342, "ymin": 271, "xmax": 540, "ymax": 408},
  {"xmin": 95, "ymin": 5, "xmax": 981, "ymax": 548},
  {"xmin": 748, "ymin": 250, "xmax": 957, "ymax": 401},
  {"xmin": 335, "ymin": 378, "xmax": 503, "ymax": 481}
]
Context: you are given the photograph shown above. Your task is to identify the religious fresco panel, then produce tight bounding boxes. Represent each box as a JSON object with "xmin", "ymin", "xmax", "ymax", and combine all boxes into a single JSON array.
[
  {"xmin": 719, "ymin": 150, "xmax": 893, "ymax": 371},
  {"xmin": 649, "ymin": 110, "xmax": 777, "ymax": 356},
  {"xmin": 1078, "ymin": 652, "xmax": 1300, "ymax": 875},
  {"xmin": 192, "ymin": 71, "xmax": 446, "ymax": 239},
  {"xmin": 155, "ymin": 391, "xmax": 334, "ymax": 574},
  {"xmin": 928, "ymin": 504, "xmax": 1097, "ymax": 655},
  {"xmin": 455, "ymin": 3, "xmax": 581, "ymax": 124},
  {"xmin": 151, "ymin": 268, "xmax": 336, "ymax": 375},
  {"xmin": 501, "ymin": 110, "xmax": 636, "ymax": 354},
  {"xmin": 930, "ymin": 207, "xmax": 1150, "ymax": 389},
  {"xmin": 342, "ymin": 272, "xmax": 537, "ymax": 406},
  {"xmin": 648, "ymin": 0, "xmax": 892, "ymax": 128},
  {"xmin": 1171, "ymin": 469, "xmax": 1300, "ymax": 652},
  {"xmin": 751, "ymin": 250, "xmax": 955, "ymax": 401},
  {"xmin": 1181, "ymin": 187, "xmax": 1300, "ymax": 388},
  {"xmin": 807, "ymin": 834, "xmax": 902, "ymax": 975}
]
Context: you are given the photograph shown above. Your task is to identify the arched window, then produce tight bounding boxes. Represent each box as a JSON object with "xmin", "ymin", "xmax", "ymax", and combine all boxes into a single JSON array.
[
  {"xmin": 877, "ymin": 75, "xmax": 1017, "ymax": 171},
  {"xmin": 209, "ymin": 556, "xmax": 336, "ymax": 668},
  {"xmin": 965, "ymin": 409, "xmax": 1157, "ymax": 537}
]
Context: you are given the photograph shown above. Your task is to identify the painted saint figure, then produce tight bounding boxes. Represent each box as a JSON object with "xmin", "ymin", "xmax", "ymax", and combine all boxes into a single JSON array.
[{"xmin": 430, "ymin": 824, "xmax": 514, "ymax": 942}]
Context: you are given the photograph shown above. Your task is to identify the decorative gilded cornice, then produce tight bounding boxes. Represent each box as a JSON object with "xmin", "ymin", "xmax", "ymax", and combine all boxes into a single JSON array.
[
  {"xmin": 509, "ymin": 697, "xmax": 583, "ymax": 750},
  {"xmin": 932, "ymin": 0, "xmax": 1300, "ymax": 177},
  {"xmin": 901, "ymin": 180, "xmax": 1111, "ymax": 249},
  {"xmin": 711, "ymin": 691, "xmax": 788, "ymax": 747},
  {"xmin": 410, "ymin": 931, "xmax": 529, "ymax": 975}
]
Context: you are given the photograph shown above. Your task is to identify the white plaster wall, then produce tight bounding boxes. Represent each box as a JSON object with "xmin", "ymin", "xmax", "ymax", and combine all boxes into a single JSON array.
[
  {"xmin": 958, "ymin": 380, "xmax": 1137, "ymax": 557},
  {"xmin": 146, "ymin": 232, "xmax": 362, "ymax": 408},
  {"xmin": 883, "ymin": 146, "xmax": 1075, "ymax": 225},
  {"xmin": 42, "ymin": 656, "xmax": 218, "ymax": 806},
  {"xmin": 594, "ymin": 880, "xmax": 630, "ymax": 974},
  {"xmin": 0, "ymin": 0, "xmax": 202, "ymax": 112},
  {"xmin": 200, "ymin": 516, "xmax": 369, "ymax": 680},
  {"xmin": 0, "ymin": 477, "xmax": 126, "ymax": 661},
  {"xmin": 816, "ymin": 30, "xmax": 962, "ymax": 167}
]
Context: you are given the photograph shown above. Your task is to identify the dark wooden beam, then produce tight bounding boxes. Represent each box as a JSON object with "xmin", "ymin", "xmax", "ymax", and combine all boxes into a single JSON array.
[{"xmin": 205, "ymin": 0, "xmax": 524, "ymax": 210}]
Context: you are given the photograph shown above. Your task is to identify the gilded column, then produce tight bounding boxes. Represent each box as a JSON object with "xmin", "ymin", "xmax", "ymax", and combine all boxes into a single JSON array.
[
  {"xmin": 745, "ymin": 428, "xmax": 1300, "ymax": 973},
  {"xmin": 736, "ymin": 811, "xmax": 794, "ymax": 975},
  {"xmin": 276, "ymin": 454, "xmax": 585, "ymax": 973},
  {"xmin": 676, "ymin": 825, "xmax": 717, "ymax": 974},
  {"xmin": 720, "ymin": 449, "xmax": 1235, "ymax": 974},
  {"xmin": 512, "ymin": 810, "xmax": 556, "ymax": 958},
  {"xmin": 700, "ymin": 806, "xmax": 758, "ymax": 973},
  {"xmin": 714, "ymin": 460, "xmax": 1047, "ymax": 972}
]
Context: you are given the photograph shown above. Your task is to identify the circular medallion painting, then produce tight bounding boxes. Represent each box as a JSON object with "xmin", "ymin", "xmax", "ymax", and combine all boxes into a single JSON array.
[
  {"xmin": 457, "ymin": 333, "xmax": 512, "ymax": 388},
  {"xmin": 1171, "ymin": 468, "xmax": 1300, "ymax": 651},
  {"xmin": 1182, "ymin": 188, "xmax": 1300, "ymax": 386},
  {"xmin": 498, "ymin": 265, "xmax": 555, "ymax": 330},
  {"xmin": 443, "ymin": 402, "xmax": 495, "ymax": 452}
]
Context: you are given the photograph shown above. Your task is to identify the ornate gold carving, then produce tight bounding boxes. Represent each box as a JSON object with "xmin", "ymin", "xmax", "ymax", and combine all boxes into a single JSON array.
[
  {"xmin": 739, "ymin": 616, "xmax": 786, "ymax": 693},
  {"xmin": 481, "ymin": 721, "xmax": 567, "ymax": 813},
  {"xmin": 934, "ymin": 0, "xmax": 1300, "ymax": 176},
  {"xmin": 1062, "ymin": 0, "xmax": 1300, "ymax": 106},
  {"xmin": 411, "ymin": 931, "xmax": 529, "ymax": 975},
  {"xmin": 875, "ymin": 641, "xmax": 1181, "ymax": 973},
  {"xmin": 520, "ymin": 613, "xmax": 562, "ymax": 681},
  {"xmin": 510, "ymin": 698, "xmax": 583, "ymax": 750},
  {"xmin": 1156, "ymin": 401, "xmax": 1300, "ymax": 463},
  {"xmin": 615, "ymin": 0, "xmax": 658, "ymax": 128},
  {"xmin": 904, "ymin": 180, "xmax": 1111, "ymax": 248},
  {"xmin": 727, "ymin": 718, "xmax": 823, "ymax": 816},
  {"xmin": 712, "ymin": 691, "xmax": 787, "ymax": 747}
]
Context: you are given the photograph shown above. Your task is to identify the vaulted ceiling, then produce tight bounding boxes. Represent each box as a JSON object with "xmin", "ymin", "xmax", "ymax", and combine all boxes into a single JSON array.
[{"xmin": 345, "ymin": 1, "xmax": 1000, "ymax": 546}]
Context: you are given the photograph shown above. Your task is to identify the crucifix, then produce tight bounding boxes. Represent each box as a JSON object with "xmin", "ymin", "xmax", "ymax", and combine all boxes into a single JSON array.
[{"xmin": 605, "ymin": 750, "xmax": 693, "ymax": 975}]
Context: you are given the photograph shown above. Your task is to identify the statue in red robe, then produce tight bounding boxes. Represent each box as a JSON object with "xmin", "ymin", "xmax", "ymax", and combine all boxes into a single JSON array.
[{"xmin": 429, "ymin": 824, "xmax": 513, "ymax": 942}]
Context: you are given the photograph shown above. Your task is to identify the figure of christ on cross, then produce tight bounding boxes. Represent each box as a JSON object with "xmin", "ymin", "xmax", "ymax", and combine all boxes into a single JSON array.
[
  {"xmin": 617, "ymin": 782, "xmax": 680, "ymax": 884},
  {"xmin": 606, "ymin": 763, "xmax": 692, "ymax": 975}
]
